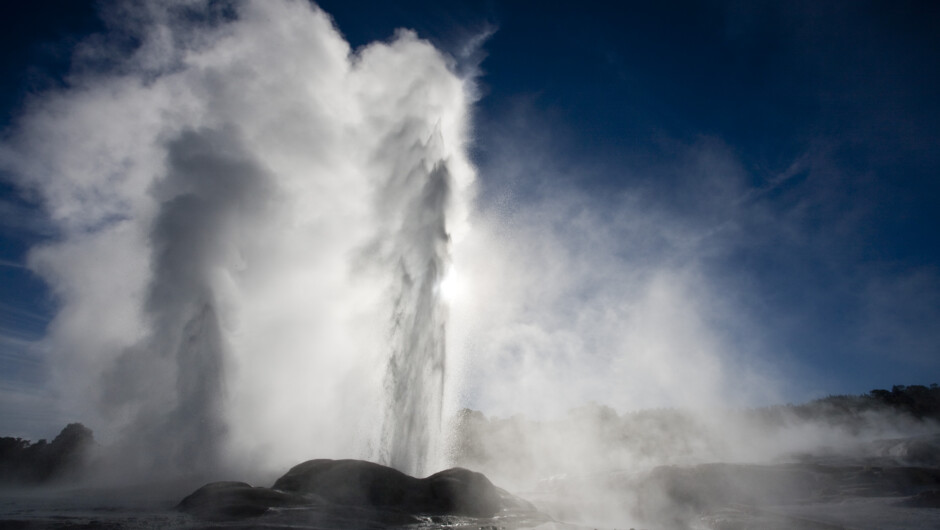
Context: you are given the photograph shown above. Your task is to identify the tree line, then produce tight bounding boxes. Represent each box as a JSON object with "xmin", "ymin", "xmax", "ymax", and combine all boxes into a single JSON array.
[{"xmin": 0, "ymin": 423, "xmax": 94, "ymax": 484}]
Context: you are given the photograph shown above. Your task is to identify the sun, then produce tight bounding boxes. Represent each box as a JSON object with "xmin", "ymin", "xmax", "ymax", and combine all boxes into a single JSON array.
[{"xmin": 438, "ymin": 267, "xmax": 465, "ymax": 303}]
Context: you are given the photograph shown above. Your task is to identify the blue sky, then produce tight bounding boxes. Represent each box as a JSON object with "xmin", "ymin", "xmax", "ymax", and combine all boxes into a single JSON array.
[{"xmin": 0, "ymin": 0, "xmax": 938, "ymax": 436}]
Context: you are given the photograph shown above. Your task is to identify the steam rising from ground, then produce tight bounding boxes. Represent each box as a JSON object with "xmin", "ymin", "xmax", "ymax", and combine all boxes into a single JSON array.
[
  {"xmin": 2, "ymin": 0, "xmax": 472, "ymax": 478},
  {"xmin": 4, "ymin": 8, "xmax": 937, "ymax": 529},
  {"xmin": 0, "ymin": 0, "xmax": 832, "ymax": 483}
]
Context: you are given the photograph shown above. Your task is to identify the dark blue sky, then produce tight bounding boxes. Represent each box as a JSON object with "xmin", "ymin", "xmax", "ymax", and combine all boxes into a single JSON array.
[{"xmin": 1, "ymin": 0, "xmax": 938, "ymax": 411}]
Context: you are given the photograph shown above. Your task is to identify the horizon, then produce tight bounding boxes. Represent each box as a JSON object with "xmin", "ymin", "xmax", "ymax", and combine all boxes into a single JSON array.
[{"xmin": 8, "ymin": 381, "xmax": 940, "ymax": 443}]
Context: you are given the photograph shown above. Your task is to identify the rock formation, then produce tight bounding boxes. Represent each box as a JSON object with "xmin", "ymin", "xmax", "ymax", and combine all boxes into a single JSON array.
[{"xmin": 178, "ymin": 459, "xmax": 538, "ymax": 523}]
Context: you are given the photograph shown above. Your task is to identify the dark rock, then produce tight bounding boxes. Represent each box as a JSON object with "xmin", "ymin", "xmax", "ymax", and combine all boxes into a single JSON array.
[
  {"xmin": 176, "ymin": 480, "xmax": 310, "ymax": 520},
  {"xmin": 426, "ymin": 467, "xmax": 504, "ymax": 516},
  {"xmin": 272, "ymin": 459, "xmax": 418, "ymax": 507},
  {"xmin": 179, "ymin": 459, "xmax": 533, "ymax": 521},
  {"xmin": 273, "ymin": 459, "xmax": 504, "ymax": 517}
]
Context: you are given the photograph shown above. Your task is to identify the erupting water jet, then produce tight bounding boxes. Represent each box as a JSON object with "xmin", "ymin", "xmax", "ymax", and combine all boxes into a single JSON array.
[{"xmin": 2, "ymin": 0, "xmax": 476, "ymax": 479}]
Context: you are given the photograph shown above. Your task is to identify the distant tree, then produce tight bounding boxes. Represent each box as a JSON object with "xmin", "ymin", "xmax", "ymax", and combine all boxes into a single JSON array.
[
  {"xmin": 868, "ymin": 384, "xmax": 940, "ymax": 419},
  {"xmin": 0, "ymin": 423, "xmax": 95, "ymax": 484}
]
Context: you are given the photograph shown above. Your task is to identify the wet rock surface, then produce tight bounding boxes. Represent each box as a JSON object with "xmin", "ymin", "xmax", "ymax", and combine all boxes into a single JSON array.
[
  {"xmin": 177, "ymin": 459, "xmax": 540, "ymax": 524},
  {"xmin": 176, "ymin": 481, "xmax": 311, "ymax": 520}
]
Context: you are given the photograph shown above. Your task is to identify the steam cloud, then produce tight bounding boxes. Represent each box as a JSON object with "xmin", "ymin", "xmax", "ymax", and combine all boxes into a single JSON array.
[
  {"xmin": 3, "ymin": 3, "xmax": 939, "ymax": 529},
  {"xmin": 1, "ymin": 0, "xmax": 473, "ymax": 478},
  {"xmin": 1, "ymin": 0, "xmax": 784, "ymax": 482},
  {"xmin": 4, "ymin": 0, "xmax": 915, "ymax": 493}
]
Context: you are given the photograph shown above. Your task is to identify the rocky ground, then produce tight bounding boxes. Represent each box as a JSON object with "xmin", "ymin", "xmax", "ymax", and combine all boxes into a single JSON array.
[
  {"xmin": 528, "ymin": 444, "xmax": 940, "ymax": 529},
  {"xmin": 0, "ymin": 459, "xmax": 558, "ymax": 530},
  {"xmin": 2, "ymin": 435, "xmax": 940, "ymax": 529}
]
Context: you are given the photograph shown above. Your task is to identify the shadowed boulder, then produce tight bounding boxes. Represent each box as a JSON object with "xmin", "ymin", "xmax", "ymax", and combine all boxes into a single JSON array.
[
  {"xmin": 272, "ymin": 459, "xmax": 504, "ymax": 517},
  {"xmin": 179, "ymin": 459, "xmax": 531, "ymax": 521},
  {"xmin": 271, "ymin": 459, "xmax": 417, "ymax": 507},
  {"xmin": 176, "ymin": 481, "xmax": 311, "ymax": 520},
  {"xmin": 426, "ymin": 466, "xmax": 506, "ymax": 516}
]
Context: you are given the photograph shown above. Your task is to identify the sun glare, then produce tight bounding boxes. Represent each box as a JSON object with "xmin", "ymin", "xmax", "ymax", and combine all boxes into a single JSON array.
[{"xmin": 438, "ymin": 267, "xmax": 465, "ymax": 303}]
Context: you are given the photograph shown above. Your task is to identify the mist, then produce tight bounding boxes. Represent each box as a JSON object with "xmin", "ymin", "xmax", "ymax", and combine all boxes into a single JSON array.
[
  {"xmin": 440, "ymin": 134, "xmax": 940, "ymax": 525},
  {"xmin": 2, "ymin": 1, "xmax": 939, "ymax": 529},
  {"xmin": 1, "ymin": 0, "xmax": 474, "ymax": 480}
]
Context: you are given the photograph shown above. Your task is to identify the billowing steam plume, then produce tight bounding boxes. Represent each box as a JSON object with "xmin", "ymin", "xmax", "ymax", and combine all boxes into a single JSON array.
[{"xmin": 1, "ymin": 0, "xmax": 473, "ymax": 478}]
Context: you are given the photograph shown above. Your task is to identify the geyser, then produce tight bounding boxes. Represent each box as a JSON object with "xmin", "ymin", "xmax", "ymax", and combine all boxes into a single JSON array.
[
  {"xmin": 1, "ymin": 0, "xmax": 474, "ymax": 478},
  {"xmin": 372, "ymin": 145, "xmax": 453, "ymax": 475}
]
